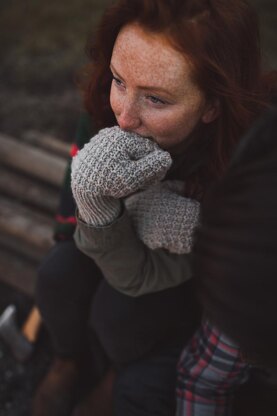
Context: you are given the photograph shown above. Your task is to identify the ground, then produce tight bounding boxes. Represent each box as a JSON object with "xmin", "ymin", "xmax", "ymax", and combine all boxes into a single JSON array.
[
  {"xmin": 0, "ymin": 1, "xmax": 276, "ymax": 415},
  {"xmin": 0, "ymin": 281, "xmax": 53, "ymax": 415}
]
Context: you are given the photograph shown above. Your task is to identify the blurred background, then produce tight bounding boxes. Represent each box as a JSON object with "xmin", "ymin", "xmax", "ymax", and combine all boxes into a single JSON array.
[
  {"xmin": 0, "ymin": 1, "xmax": 276, "ymax": 415},
  {"xmin": 0, "ymin": 0, "xmax": 111, "ymax": 141}
]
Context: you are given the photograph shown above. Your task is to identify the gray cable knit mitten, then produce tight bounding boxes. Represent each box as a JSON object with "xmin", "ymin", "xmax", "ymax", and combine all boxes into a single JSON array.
[
  {"xmin": 71, "ymin": 126, "xmax": 172, "ymax": 226},
  {"xmin": 125, "ymin": 180, "xmax": 200, "ymax": 254}
]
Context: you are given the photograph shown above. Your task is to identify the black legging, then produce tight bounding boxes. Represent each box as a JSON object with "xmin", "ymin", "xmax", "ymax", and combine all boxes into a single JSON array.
[{"xmin": 36, "ymin": 240, "xmax": 199, "ymax": 368}]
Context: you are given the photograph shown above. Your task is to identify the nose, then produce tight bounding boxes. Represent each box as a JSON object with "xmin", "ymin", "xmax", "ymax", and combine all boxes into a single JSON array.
[{"xmin": 116, "ymin": 98, "xmax": 141, "ymax": 131}]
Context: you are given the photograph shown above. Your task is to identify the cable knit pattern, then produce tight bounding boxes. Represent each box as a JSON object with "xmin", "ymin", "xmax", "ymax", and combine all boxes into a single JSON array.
[
  {"xmin": 125, "ymin": 181, "xmax": 200, "ymax": 254},
  {"xmin": 71, "ymin": 126, "xmax": 200, "ymax": 251},
  {"xmin": 71, "ymin": 126, "xmax": 172, "ymax": 226}
]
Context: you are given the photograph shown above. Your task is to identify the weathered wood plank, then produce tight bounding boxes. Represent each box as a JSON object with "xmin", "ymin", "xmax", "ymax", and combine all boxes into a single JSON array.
[
  {"xmin": 0, "ymin": 166, "xmax": 59, "ymax": 214},
  {"xmin": 0, "ymin": 133, "xmax": 67, "ymax": 187},
  {"xmin": 22, "ymin": 130, "xmax": 71, "ymax": 159},
  {"xmin": 0, "ymin": 231, "xmax": 50, "ymax": 262},
  {"xmin": 0, "ymin": 247, "xmax": 37, "ymax": 297},
  {"xmin": 0, "ymin": 132, "xmax": 66, "ymax": 295},
  {"xmin": 0, "ymin": 196, "xmax": 54, "ymax": 254}
]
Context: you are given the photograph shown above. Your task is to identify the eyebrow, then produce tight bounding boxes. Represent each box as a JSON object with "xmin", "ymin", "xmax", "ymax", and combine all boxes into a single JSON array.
[{"xmin": 110, "ymin": 63, "xmax": 176, "ymax": 98}]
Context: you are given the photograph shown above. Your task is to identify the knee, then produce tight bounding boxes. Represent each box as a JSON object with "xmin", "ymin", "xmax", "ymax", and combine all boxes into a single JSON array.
[
  {"xmin": 90, "ymin": 283, "xmax": 141, "ymax": 365},
  {"xmin": 36, "ymin": 241, "xmax": 74, "ymax": 308},
  {"xmin": 113, "ymin": 366, "xmax": 147, "ymax": 416},
  {"xmin": 90, "ymin": 311, "xmax": 134, "ymax": 366},
  {"xmin": 113, "ymin": 361, "xmax": 176, "ymax": 416}
]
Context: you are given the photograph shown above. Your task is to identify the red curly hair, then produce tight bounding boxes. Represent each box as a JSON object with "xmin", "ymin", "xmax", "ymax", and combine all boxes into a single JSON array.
[{"xmin": 80, "ymin": 0, "xmax": 276, "ymax": 197}]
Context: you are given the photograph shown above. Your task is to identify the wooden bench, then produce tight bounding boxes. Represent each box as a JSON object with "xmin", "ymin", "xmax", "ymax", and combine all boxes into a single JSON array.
[{"xmin": 0, "ymin": 131, "xmax": 70, "ymax": 297}]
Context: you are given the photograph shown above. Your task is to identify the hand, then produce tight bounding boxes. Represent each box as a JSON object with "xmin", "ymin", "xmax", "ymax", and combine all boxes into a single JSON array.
[
  {"xmin": 125, "ymin": 181, "xmax": 200, "ymax": 253},
  {"xmin": 71, "ymin": 126, "xmax": 172, "ymax": 226}
]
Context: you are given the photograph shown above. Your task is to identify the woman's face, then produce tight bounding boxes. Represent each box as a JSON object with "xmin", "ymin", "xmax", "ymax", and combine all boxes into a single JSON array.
[{"xmin": 110, "ymin": 23, "xmax": 216, "ymax": 150}]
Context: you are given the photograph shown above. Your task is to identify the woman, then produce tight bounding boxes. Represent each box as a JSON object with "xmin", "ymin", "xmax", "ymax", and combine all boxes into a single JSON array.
[{"xmin": 33, "ymin": 1, "xmax": 276, "ymax": 415}]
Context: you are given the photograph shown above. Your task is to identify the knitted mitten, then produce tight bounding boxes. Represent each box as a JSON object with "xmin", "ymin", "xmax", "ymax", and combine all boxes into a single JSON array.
[
  {"xmin": 125, "ymin": 181, "xmax": 200, "ymax": 254},
  {"xmin": 71, "ymin": 126, "xmax": 172, "ymax": 226}
]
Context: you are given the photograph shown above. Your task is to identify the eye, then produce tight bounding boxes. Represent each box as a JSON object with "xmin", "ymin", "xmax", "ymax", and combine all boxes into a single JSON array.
[
  {"xmin": 147, "ymin": 95, "xmax": 167, "ymax": 105},
  {"xmin": 112, "ymin": 75, "xmax": 124, "ymax": 88}
]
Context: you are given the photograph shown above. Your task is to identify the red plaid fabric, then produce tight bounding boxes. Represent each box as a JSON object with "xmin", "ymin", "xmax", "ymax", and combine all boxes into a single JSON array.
[{"xmin": 176, "ymin": 319, "xmax": 250, "ymax": 415}]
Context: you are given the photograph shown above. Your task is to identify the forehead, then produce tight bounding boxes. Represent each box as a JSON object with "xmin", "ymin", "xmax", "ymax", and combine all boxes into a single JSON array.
[{"xmin": 111, "ymin": 23, "xmax": 194, "ymax": 91}]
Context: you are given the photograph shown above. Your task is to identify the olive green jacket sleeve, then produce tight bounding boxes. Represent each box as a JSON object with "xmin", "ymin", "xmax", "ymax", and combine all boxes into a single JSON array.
[{"xmin": 73, "ymin": 209, "xmax": 192, "ymax": 297}]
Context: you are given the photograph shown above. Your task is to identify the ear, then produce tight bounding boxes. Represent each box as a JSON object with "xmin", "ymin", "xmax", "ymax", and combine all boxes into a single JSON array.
[{"xmin": 202, "ymin": 98, "xmax": 220, "ymax": 124}]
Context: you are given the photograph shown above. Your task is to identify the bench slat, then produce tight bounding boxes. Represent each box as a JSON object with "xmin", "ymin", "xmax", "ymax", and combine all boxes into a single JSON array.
[
  {"xmin": 0, "ymin": 133, "xmax": 67, "ymax": 187},
  {"xmin": 0, "ymin": 166, "xmax": 59, "ymax": 214}
]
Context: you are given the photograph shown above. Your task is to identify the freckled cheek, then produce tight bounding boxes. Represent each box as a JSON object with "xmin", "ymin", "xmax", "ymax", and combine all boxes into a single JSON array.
[
  {"xmin": 152, "ymin": 114, "xmax": 186, "ymax": 139},
  {"xmin": 110, "ymin": 86, "xmax": 121, "ymax": 116},
  {"xmin": 142, "ymin": 112, "xmax": 172, "ymax": 135},
  {"xmin": 174, "ymin": 102, "xmax": 204, "ymax": 131},
  {"xmin": 153, "ymin": 111, "xmax": 197, "ymax": 143}
]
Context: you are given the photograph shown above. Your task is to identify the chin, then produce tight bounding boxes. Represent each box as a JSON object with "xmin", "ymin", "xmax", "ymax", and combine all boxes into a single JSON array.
[{"xmin": 153, "ymin": 138, "xmax": 175, "ymax": 150}]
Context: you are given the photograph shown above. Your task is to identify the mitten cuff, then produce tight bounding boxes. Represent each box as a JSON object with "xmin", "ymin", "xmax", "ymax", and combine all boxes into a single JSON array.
[{"xmin": 76, "ymin": 193, "xmax": 121, "ymax": 226}]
